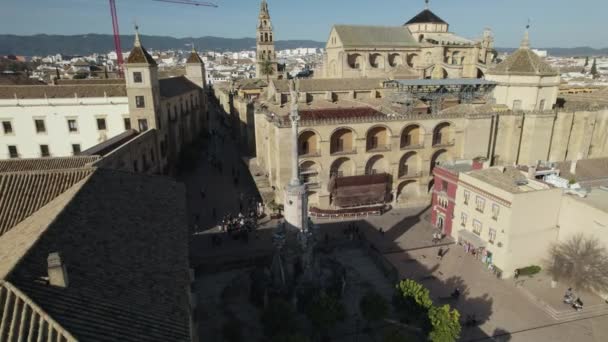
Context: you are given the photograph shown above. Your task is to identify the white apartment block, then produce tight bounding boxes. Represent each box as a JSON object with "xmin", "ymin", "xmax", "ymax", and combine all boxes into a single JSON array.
[
  {"xmin": 0, "ymin": 90, "xmax": 129, "ymax": 159},
  {"xmin": 453, "ymin": 166, "xmax": 563, "ymax": 278}
]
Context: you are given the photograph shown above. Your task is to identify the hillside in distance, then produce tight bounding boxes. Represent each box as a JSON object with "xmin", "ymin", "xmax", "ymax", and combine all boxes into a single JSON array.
[
  {"xmin": 1, "ymin": 34, "xmax": 606, "ymax": 57},
  {"xmin": 0, "ymin": 34, "xmax": 326, "ymax": 56}
]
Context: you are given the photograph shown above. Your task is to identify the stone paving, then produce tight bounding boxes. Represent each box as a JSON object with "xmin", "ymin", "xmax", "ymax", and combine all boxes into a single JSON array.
[{"xmin": 186, "ymin": 101, "xmax": 608, "ymax": 341}]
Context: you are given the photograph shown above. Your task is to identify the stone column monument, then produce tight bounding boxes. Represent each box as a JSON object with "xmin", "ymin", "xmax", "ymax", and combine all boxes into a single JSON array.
[{"xmin": 283, "ymin": 79, "xmax": 309, "ymax": 238}]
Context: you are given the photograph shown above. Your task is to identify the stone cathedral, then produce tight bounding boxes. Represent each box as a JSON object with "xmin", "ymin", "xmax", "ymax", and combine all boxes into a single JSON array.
[{"xmin": 225, "ymin": 1, "xmax": 608, "ymax": 210}]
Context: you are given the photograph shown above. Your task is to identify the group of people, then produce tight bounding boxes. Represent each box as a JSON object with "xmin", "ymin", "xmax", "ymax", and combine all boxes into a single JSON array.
[{"xmin": 564, "ymin": 288, "xmax": 584, "ymax": 311}]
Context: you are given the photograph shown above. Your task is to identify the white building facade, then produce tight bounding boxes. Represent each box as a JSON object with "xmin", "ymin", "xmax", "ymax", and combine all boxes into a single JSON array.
[{"xmin": 0, "ymin": 95, "xmax": 129, "ymax": 159}]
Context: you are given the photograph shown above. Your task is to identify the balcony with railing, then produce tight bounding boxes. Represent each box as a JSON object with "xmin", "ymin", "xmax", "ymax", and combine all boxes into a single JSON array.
[
  {"xmin": 366, "ymin": 144, "xmax": 391, "ymax": 153},
  {"xmin": 298, "ymin": 148, "xmax": 321, "ymax": 158},
  {"xmin": 399, "ymin": 171, "xmax": 424, "ymax": 179},
  {"xmin": 432, "ymin": 138, "xmax": 455, "ymax": 148},
  {"xmin": 330, "ymin": 148, "xmax": 357, "ymax": 156}
]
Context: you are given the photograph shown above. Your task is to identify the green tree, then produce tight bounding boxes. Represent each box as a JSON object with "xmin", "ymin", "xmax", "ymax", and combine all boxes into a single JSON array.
[
  {"xmin": 305, "ymin": 292, "xmax": 346, "ymax": 333},
  {"xmin": 590, "ymin": 58, "xmax": 599, "ymax": 79},
  {"xmin": 261, "ymin": 299, "xmax": 298, "ymax": 338},
  {"xmin": 396, "ymin": 279, "xmax": 433, "ymax": 309},
  {"xmin": 427, "ymin": 305, "xmax": 461, "ymax": 342},
  {"xmin": 546, "ymin": 233, "xmax": 608, "ymax": 293},
  {"xmin": 584, "ymin": 56, "xmax": 589, "ymax": 67},
  {"xmin": 360, "ymin": 291, "xmax": 389, "ymax": 325},
  {"xmin": 259, "ymin": 58, "xmax": 275, "ymax": 83}
]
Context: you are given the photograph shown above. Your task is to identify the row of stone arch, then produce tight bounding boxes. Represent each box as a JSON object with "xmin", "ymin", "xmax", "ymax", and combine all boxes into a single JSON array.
[
  {"xmin": 300, "ymin": 149, "xmax": 449, "ymax": 182},
  {"xmin": 298, "ymin": 122, "xmax": 454, "ymax": 156},
  {"xmin": 347, "ymin": 53, "xmax": 420, "ymax": 69}
]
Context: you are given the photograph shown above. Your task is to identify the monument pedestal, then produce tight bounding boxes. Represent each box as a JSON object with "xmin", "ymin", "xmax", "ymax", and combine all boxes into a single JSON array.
[{"xmin": 284, "ymin": 182, "xmax": 308, "ymax": 232}]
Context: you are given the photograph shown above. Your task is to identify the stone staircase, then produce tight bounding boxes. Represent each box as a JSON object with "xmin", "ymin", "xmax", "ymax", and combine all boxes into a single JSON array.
[{"xmin": 517, "ymin": 285, "xmax": 608, "ymax": 321}]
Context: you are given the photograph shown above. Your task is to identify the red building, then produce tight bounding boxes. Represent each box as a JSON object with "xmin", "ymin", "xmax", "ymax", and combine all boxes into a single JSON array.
[{"xmin": 431, "ymin": 159, "xmax": 484, "ymax": 236}]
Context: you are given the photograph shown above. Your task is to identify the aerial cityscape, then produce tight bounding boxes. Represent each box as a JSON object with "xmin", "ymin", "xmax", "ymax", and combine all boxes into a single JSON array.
[{"xmin": 0, "ymin": 0, "xmax": 607, "ymax": 341}]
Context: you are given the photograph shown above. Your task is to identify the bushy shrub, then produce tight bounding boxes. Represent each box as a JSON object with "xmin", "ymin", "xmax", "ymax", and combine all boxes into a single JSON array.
[{"xmin": 518, "ymin": 265, "xmax": 541, "ymax": 276}]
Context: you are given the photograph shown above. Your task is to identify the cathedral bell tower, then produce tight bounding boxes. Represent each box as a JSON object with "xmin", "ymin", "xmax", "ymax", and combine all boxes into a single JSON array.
[{"xmin": 256, "ymin": 0, "xmax": 278, "ymax": 80}]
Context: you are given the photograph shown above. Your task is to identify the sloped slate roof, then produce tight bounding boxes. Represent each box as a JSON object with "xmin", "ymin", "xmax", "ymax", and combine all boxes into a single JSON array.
[
  {"xmin": 0, "ymin": 84, "xmax": 126, "ymax": 99},
  {"xmin": 0, "ymin": 168, "xmax": 96, "ymax": 237},
  {"xmin": 333, "ymin": 25, "xmax": 419, "ymax": 48},
  {"xmin": 0, "ymin": 156, "xmax": 99, "ymax": 172},
  {"xmin": 159, "ymin": 75, "xmax": 201, "ymax": 98},
  {"xmin": 0, "ymin": 168, "xmax": 191, "ymax": 341},
  {"xmin": 186, "ymin": 50, "xmax": 204, "ymax": 64},
  {"xmin": 404, "ymin": 9, "xmax": 447, "ymax": 25},
  {"xmin": 488, "ymin": 48, "xmax": 557, "ymax": 76},
  {"xmin": 126, "ymin": 45, "xmax": 157, "ymax": 65},
  {"xmin": 0, "ymin": 280, "xmax": 78, "ymax": 341}
]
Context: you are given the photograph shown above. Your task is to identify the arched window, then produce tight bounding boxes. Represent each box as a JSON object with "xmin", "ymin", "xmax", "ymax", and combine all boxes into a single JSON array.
[
  {"xmin": 264, "ymin": 33, "xmax": 269, "ymax": 42},
  {"xmin": 269, "ymin": 33, "xmax": 273, "ymax": 42}
]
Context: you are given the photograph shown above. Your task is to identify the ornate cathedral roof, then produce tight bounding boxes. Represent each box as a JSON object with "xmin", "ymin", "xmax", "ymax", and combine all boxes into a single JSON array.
[
  {"xmin": 404, "ymin": 9, "xmax": 447, "ymax": 25},
  {"xmin": 488, "ymin": 31, "xmax": 557, "ymax": 76}
]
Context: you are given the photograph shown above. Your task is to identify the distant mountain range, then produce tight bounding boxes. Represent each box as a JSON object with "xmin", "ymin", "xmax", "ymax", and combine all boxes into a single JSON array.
[
  {"xmin": 0, "ymin": 34, "xmax": 325, "ymax": 57},
  {"xmin": 0, "ymin": 34, "xmax": 606, "ymax": 58}
]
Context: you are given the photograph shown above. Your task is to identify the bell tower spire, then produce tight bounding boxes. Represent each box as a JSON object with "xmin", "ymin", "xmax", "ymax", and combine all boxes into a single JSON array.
[{"xmin": 256, "ymin": 0, "xmax": 277, "ymax": 80}]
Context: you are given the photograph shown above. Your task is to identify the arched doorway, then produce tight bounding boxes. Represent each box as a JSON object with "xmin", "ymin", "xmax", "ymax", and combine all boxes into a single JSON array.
[
  {"xmin": 330, "ymin": 157, "xmax": 354, "ymax": 178},
  {"xmin": 298, "ymin": 130, "xmax": 319, "ymax": 156},
  {"xmin": 430, "ymin": 149, "xmax": 449, "ymax": 173},
  {"xmin": 369, "ymin": 53, "xmax": 385, "ymax": 69},
  {"xmin": 398, "ymin": 151, "xmax": 420, "ymax": 178},
  {"xmin": 389, "ymin": 53, "xmax": 402, "ymax": 67},
  {"xmin": 432, "ymin": 122, "xmax": 452, "ymax": 146},
  {"xmin": 300, "ymin": 160, "xmax": 319, "ymax": 186},
  {"xmin": 401, "ymin": 124, "xmax": 422, "ymax": 148},
  {"xmin": 330, "ymin": 128, "xmax": 355, "ymax": 154},
  {"xmin": 365, "ymin": 155, "xmax": 388, "ymax": 175},
  {"xmin": 347, "ymin": 54, "xmax": 363, "ymax": 69},
  {"xmin": 366, "ymin": 126, "xmax": 390, "ymax": 151}
]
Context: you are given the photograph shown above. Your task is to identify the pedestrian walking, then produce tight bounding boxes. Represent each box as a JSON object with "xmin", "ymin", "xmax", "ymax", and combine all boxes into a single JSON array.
[{"xmin": 437, "ymin": 247, "xmax": 444, "ymax": 260}]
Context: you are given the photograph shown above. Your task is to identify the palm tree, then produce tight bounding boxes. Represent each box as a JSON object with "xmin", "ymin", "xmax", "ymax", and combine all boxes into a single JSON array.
[
  {"xmin": 259, "ymin": 58, "xmax": 275, "ymax": 83},
  {"xmin": 546, "ymin": 234, "xmax": 608, "ymax": 293}
]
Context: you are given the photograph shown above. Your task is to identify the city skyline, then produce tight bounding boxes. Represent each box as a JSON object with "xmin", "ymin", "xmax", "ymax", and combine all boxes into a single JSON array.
[{"xmin": 1, "ymin": 0, "xmax": 607, "ymax": 48}]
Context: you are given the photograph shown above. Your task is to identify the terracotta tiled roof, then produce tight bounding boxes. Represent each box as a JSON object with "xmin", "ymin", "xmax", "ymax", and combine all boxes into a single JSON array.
[
  {"xmin": 0, "ymin": 169, "xmax": 191, "ymax": 341},
  {"xmin": 126, "ymin": 45, "xmax": 157, "ymax": 65},
  {"xmin": 159, "ymin": 75, "xmax": 200, "ymax": 98},
  {"xmin": 299, "ymin": 107, "xmax": 384, "ymax": 120},
  {"xmin": 0, "ymin": 156, "xmax": 99, "ymax": 172},
  {"xmin": 55, "ymin": 78, "xmax": 125, "ymax": 85},
  {"xmin": 404, "ymin": 9, "xmax": 447, "ymax": 25},
  {"xmin": 488, "ymin": 48, "xmax": 557, "ymax": 76},
  {"xmin": 0, "ymin": 84, "xmax": 126, "ymax": 99},
  {"xmin": 0, "ymin": 168, "xmax": 95, "ymax": 236},
  {"xmin": 333, "ymin": 25, "xmax": 419, "ymax": 48}
]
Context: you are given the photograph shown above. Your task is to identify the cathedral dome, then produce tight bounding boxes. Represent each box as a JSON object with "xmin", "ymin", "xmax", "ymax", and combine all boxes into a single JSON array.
[
  {"xmin": 488, "ymin": 31, "xmax": 557, "ymax": 77},
  {"xmin": 404, "ymin": 9, "xmax": 447, "ymax": 25}
]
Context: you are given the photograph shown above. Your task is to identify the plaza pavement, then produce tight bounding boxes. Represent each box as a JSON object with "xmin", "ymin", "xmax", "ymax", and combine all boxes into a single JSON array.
[{"xmin": 186, "ymin": 99, "xmax": 608, "ymax": 341}]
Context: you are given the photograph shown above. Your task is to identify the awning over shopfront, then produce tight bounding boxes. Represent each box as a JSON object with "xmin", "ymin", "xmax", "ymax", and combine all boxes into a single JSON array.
[
  {"xmin": 457, "ymin": 229, "xmax": 487, "ymax": 248},
  {"xmin": 329, "ymin": 173, "xmax": 389, "ymax": 207}
]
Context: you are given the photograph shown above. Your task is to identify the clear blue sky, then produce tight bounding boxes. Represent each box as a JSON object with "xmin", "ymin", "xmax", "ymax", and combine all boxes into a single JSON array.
[{"xmin": 2, "ymin": 0, "xmax": 607, "ymax": 48}]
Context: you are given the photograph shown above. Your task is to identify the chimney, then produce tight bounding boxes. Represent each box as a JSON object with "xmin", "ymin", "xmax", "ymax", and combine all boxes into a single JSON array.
[
  {"xmin": 47, "ymin": 252, "xmax": 69, "ymax": 288},
  {"xmin": 571, "ymin": 153, "xmax": 583, "ymax": 175},
  {"xmin": 570, "ymin": 160, "xmax": 577, "ymax": 175},
  {"xmin": 472, "ymin": 157, "xmax": 488, "ymax": 170}
]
